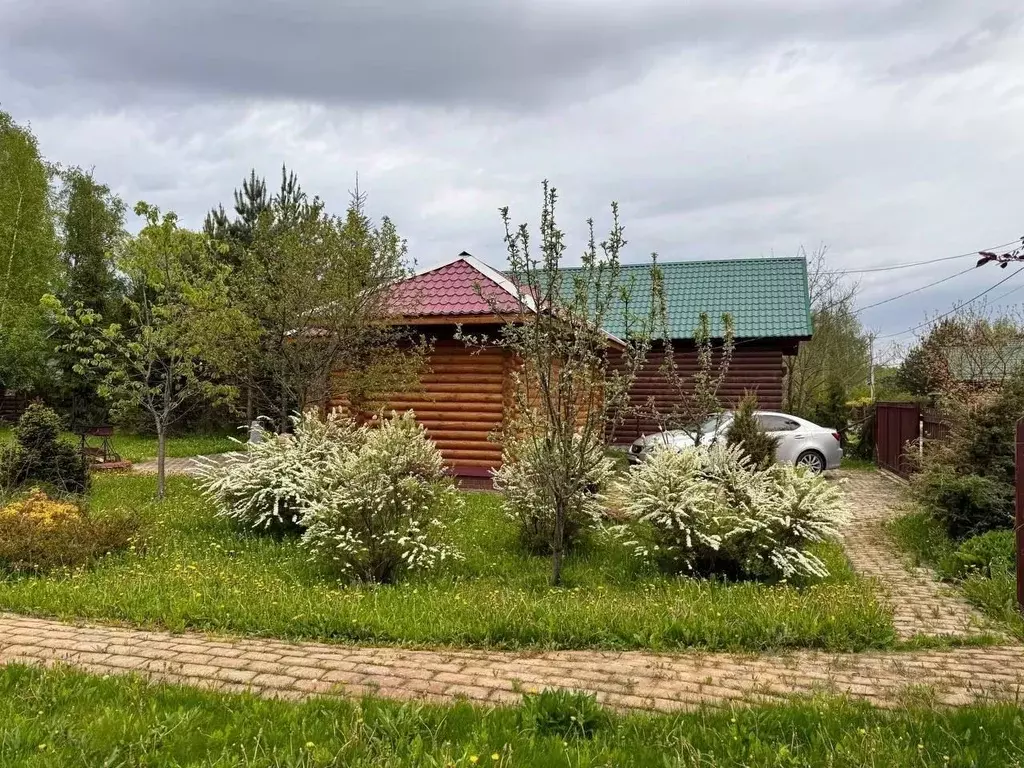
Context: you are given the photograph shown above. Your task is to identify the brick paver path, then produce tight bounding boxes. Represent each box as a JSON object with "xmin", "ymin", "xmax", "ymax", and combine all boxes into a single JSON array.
[
  {"xmin": 838, "ymin": 471, "xmax": 990, "ymax": 639},
  {"xmin": 2, "ymin": 613, "xmax": 1023, "ymax": 711},
  {"xmin": 132, "ymin": 452, "xmax": 242, "ymax": 477}
]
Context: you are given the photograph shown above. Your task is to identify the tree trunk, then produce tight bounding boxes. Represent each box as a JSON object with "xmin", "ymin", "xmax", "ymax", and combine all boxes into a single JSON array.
[
  {"xmin": 550, "ymin": 501, "xmax": 565, "ymax": 587},
  {"xmin": 156, "ymin": 423, "xmax": 167, "ymax": 500},
  {"xmin": 245, "ymin": 384, "xmax": 253, "ymax": 423}
]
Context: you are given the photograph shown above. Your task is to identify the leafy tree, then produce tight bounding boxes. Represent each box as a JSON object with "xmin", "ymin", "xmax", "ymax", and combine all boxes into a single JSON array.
[
  {"xmin": 784, "ymin": 246, "xmax": 868, "ymax": 417},
  {"xmin": 51, "ymin": 168, "xmax": 127, "ymax": 428},
  {"xmin": 233, "ymin": 187, "xmax": 421, "ymax": 428},
  {"xmin": 48, "ymin": 203, "xmax": 251, "ymax": 498},
  {"xmin": 811, "ymin": 378, "xmax": 851, "ymax": 440},
  {"xmin": 475, "ymin": 182, "xmax": 660, "ymax": 586},
  {"xmin": 0, "ymin": 110, "xmax": 59, "ymax": 390}
]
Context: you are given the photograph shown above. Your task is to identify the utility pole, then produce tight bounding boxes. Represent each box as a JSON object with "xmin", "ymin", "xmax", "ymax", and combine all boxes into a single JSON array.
[{"xmin": 869, "ymin": 334, "xmax": 875, "ymax": 401}]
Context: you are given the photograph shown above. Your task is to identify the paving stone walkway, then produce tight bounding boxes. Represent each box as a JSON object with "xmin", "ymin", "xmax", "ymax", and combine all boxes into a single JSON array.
[
  {"xmin": 2, "ymin": 614, "xmax": 1023, "ymax": 712},
  {"xmin": 837, "ymin": 471, "xmax": 991, "ymax": 639},
  {"xmin": 1, "ymin": 469, "xmax": 1014, "ymax": 712},
  {"xmin": 131, "ymin": 453, "xmax": 242, "ymax": 476}
]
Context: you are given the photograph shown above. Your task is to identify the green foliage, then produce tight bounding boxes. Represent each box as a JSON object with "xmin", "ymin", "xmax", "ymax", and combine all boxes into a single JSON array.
[
  {"xmin": 519, "ymin": 689, "xmax": 608, "ymax": 740},
  {"xmin": 0, "ymin": 489, "xmax": 139, "ymax": 574},
  {"xmin": 5, "ymin": 664, "xmax": 1024, "ymax": 766},
  {"xmin": 47, "ymin": 202, "xmax": 250, "ymax": 497},
  {"xmin": 938, "ymin": 530, "xmax": 1015, "ymax": 581},
  {"xmin": 618, "ymin": 443, "xmax": 848, "ymax": 581},
  {"xmin": 0, "ymin": 404, "xmax": 88, "ymax": 495},
  {"xmin": 51, "ymin": 168, "xmax": 127, "ymax": 429},
  {"xmin": 725, "ymin": 392, "xmax": 778, "ymax": 469},
  {"xmin": 911, "ymin": 468, "xmax": 1013, "ymax": 540},
  {"xmin": 494, "ymin": 431, "xmax": 616, "ymax": 555},
  {"xmin": 783, "ymin": 247, "xmax": 868, "ymax": 417},
  {"xmin": 209, "ymin": 171, "xmax": 417, "ymax": 428},
  {"xmin": 0, "ymin": 473, "xmax": 892, "ymax": 652},
  {"xmin": 300, "ymin": 411, "xmax": 462, "ymax": 583},
  {"xmin": 810, "ymin": 378, "xmax": 851, "ymax": 440},
  {"xmin": 890, "ymin": 510, "xmax": 1024, "ymax": 640},
  {"xmin": 0, "ymin": 110, "xmax": 59, "ymax": 390}
]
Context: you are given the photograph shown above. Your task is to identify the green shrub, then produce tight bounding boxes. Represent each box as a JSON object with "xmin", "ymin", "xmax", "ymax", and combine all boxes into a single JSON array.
[
  {"xmin": 300, "ymin": 411, "xmax": 462, "ymax": 583},
  {"xmin": 0, "ymin": 489, "xmax": 140, "ymax": 574},
  {"xmin": 725, "ymin": 392, "xmax": 778, "ymax": 469},
  {"xmin": 938, "ymin": 530, "xmax": 1015, "ymax": 580},
  {"xmin": 195, "ymin": 410, "xmax": 364, "ymax": 533},
  {"xmin": 519, "ymin": 689, "xmax": 608, "ymax": 740},
  {"xmin": 0, "ymin": 404, "xmax": 89, "ymax": 495},
  {"xmin": 494, "ymin": 431, "xmax": 615, "ymax": 555},
  {"xmin": 912, "ymin": 467, "xmax": 1013, "ymax": 539},
  {"xmin": 617, "ymin": 442, "xmax": 848, "ymax": 580}
]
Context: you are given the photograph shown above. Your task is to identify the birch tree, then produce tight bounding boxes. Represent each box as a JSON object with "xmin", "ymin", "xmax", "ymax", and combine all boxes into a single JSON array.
[{"xmin": 0, "ymin": 110, "xmax": 59, "ymax": 389}]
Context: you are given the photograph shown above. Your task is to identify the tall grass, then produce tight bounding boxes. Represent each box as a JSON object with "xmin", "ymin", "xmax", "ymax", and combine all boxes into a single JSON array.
[{"xmin": 2, "ymin": 664, "xmax": 1024, "ymax": 767}]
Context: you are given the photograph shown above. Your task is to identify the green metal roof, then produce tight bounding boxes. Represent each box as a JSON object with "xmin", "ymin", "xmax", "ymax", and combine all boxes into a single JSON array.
[{"xmin": 557, "ymin": 257, "xmax": 812, "ymax": 340}]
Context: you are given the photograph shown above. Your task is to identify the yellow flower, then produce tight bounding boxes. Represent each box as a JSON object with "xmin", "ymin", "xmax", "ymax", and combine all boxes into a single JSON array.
[
  {"xmin": 469, "ymin": 757, "xmax": 479, "ymax": 764},
  {"xmin": 491, "ymin": 753, "xmax": 500, "ymax": 761}
]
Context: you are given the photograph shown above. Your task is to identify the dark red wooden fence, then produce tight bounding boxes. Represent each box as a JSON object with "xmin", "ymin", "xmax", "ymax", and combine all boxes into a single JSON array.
[
  {"xmin": 0, "ymin": 390, "xmax": 27, "ymax": 423},
  {"xmin": 875, "ymin": 402, "xmax": 922, "ymax": 478}
]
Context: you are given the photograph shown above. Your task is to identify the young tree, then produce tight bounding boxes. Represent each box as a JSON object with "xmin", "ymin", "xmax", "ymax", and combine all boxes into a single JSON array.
[
  {"xmin": 0, "ymin": 110, "xmax": 59, "ymax": 390},
  {"xmin": 48, "ymin": 203, "xmax": 251, "ymax": 498},
  {"xmin": 483, "ymin": 183, "xmax": 660, "ymax": 586},
  {"xmin": 644, "ymin": 311, "xmax": 735, "ymax": 444},
  {"xmin": 233, "ymin": 187, "xmax": 421, "ymax": 428}
]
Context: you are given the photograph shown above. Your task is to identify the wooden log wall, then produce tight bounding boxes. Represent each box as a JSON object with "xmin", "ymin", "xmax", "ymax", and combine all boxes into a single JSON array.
[
  {"xmin": 331, "ymin": 338, "xmax": 507, "ymax": 474},
  {"xmin": 610, "ymin": 340, "xmax": 790, "ymax": 443},
  {"xmin": 0, "ymin": 390, "xmax": 28, "ymax": 423}
]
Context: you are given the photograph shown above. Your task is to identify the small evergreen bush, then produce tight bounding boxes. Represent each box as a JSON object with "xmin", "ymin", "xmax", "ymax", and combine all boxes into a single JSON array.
[
  {"xmin": 300, "ymin": 411, "xmax": 462, "ymax": 583},
  {"xmin": 911, "ymin": 467, "xmax": 1013, "ymax": 540},
  {"xmin": 0, "ymin": 404, "xmax": 89, "ymax": 495},
  {"xmin": 0, "ymin": 488, "xmax": 140, "ymax": 574},
  {"xmin": 724, "ymin": 393, "xmax": 778, "ymax": 469},
  {"xmin": 493, "ymin": 431, "xmax": 616, "ymax": 555}
]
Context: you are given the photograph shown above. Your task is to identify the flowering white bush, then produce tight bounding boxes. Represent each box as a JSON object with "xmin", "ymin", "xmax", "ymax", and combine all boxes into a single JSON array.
[
  {"xmin": 494, "ymin": 431, "xmax": 616, "ymax": 554},
  {"xmin": 617, "ymin": 443, "xmax": 847, "ymax": 580},
  {"xmin": 300, "ymin": 411, "xmax": 462, "ymax": 582},
  {"xmin": 194, "ymin": 409, "xmax": 364, "ymax": 532}
]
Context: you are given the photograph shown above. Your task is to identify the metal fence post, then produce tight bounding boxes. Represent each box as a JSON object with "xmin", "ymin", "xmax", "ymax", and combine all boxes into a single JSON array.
[{"xmin": 1016, "ymin": 419, "xmax": 1024, "ymax": 614}]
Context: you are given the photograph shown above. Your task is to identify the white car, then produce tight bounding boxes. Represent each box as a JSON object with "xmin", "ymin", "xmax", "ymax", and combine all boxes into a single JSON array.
[{"xmin": 627, "ymin": 411, "xmax": 843, "ymax": 473}]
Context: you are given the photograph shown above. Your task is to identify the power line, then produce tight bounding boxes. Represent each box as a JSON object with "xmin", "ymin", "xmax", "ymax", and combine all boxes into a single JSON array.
[
  {"xmin": 853, "ymin": 264, "xmax": 977, "ymax": 315},
  {"xmin": 876, "ymin": 264, "xmax": 1024, "ymax": 340},
  {"xmin": 822, "ymin": 239, "xmax": 1021, "ymax": 275}
]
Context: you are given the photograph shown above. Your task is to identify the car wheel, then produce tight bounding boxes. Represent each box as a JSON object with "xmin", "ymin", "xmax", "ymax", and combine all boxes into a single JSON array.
[{"xmin": 796, "ymin": 450, "xmax": 826, "ymax": 474}]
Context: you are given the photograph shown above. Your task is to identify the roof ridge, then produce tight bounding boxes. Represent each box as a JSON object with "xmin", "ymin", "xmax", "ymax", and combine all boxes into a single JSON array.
[{"xmin": 558, "ymin": 256, "xmax": 807, "ymax": 271}]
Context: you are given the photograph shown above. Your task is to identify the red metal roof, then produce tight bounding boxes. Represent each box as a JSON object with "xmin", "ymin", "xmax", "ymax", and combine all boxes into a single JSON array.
[{"xmin": 387, "ymin": 257, "xmax": 521, "ymax": 317}]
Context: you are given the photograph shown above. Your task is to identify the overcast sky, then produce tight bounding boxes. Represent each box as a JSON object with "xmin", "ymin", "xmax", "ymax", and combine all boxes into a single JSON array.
[{"xmin": 2, "ymin": 0, "xmax": 1023, "ymax": 360}]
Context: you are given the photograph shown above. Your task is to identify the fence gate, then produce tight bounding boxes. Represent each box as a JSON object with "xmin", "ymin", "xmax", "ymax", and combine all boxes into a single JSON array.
[{"xmin": 875, "ymin": 402, "xmax": 921, "ymax": 478}]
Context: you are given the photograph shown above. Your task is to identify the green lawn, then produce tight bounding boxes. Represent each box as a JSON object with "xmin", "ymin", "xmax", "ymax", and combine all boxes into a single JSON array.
[
  {"xmin": 0, "ymin": 474, "xmax": 894, "ymax": 652},
  {"xmin": 0, "ymin": 425, "xmax": 238, "ymax": 463},
  {"xmin": 889, "ymin": 511, "xmax": 1024, "ymax": 639},
  {"xmin": 2, "ymin": 664, "xmax": 1023, "ymax": 767}
]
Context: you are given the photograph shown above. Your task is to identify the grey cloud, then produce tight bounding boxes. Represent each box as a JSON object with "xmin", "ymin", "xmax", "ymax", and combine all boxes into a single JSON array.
[{"xmin": 1, "ymin": 0, "xmax": 1016, "ymax": 110}]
